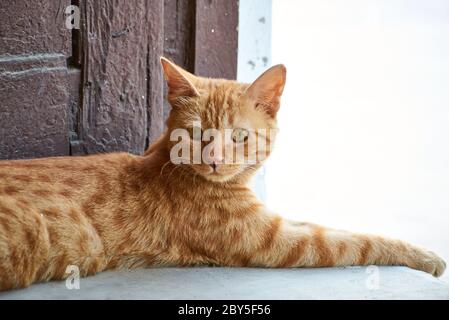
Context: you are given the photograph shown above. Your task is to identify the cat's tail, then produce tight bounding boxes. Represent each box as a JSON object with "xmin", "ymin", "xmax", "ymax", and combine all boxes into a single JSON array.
[{"xmin": 0, "ymin": 196, "xmax": 50, "ymax": 291}]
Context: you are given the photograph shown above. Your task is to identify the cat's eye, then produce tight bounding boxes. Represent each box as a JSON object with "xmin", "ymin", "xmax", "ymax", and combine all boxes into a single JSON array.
[
  {"xmin": 232, "ymin": 128, "xmax": 249, "ymax": 143},
  {"xmin": 188, "ymin": 127, "xmax": 203, "ymax": 141}
]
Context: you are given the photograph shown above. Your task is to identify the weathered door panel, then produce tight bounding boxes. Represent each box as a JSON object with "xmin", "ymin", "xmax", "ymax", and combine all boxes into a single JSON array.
[{"xmin": 0, "ymin": 0, "xmax": 71, "ymax": 159}]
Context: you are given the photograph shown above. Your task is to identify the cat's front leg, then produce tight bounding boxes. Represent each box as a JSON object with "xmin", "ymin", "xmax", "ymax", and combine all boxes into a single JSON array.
[{"xmin": 229, "ymin": 210, "xmax": 446, "ymax": 277}]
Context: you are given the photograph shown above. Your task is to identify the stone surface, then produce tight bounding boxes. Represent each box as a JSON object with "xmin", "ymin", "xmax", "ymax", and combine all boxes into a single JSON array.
[
  {"xmin": 0, "ymin": 0, "xmax": 71, "ymax": 160},
  {"xmin": 0, "ymin": 54, "xmax": 70, "ymax": 160},
  {"xmin": 0, "ymin": 0, "xmax": 71, "ymax": 56},
  {"xmin": 1, "ymin": 267, "xmax": 448, "ymax": 300}
]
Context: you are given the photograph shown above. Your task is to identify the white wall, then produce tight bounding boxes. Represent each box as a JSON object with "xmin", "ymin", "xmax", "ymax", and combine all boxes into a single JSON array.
[
  {"xmin": 238, "ymin": 0, "xmax": 272, "ymax": 201},
  {"xmin": 268, "ymin": 0, "xmax": 449, "ymax": 281}
]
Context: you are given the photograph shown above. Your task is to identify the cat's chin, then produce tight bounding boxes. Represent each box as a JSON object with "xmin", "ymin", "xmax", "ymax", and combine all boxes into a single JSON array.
[{"xmin": 201, "ymin": 172, "xmax": 236, "ymax": 183}]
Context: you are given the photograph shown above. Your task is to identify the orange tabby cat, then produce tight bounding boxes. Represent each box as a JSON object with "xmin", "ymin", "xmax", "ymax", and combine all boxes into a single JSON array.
[{"xmin": 0, "ymin": 58, "xmax": 445, "ymax": 291}]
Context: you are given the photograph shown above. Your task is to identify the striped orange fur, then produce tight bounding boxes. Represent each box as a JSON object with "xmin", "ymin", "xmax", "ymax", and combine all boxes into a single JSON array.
[{"xmin": 0, "ymin": 58, "xmax": 445, "ymax": 291}]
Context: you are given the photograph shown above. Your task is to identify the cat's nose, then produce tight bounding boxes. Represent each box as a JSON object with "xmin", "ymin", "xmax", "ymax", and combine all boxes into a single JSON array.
[{"xmin": 210, "ymin": 158, "xmax": 223, "ymax": 172}]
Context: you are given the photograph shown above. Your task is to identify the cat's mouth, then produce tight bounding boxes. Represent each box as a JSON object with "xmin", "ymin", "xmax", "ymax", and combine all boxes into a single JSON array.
[
  {"xmin": 205, "ymin": 168, "xmax": 228, "ymax": 179},
  {"xmin": 189, "ymin": 164, "xmax": 238, "ymax": 182}
]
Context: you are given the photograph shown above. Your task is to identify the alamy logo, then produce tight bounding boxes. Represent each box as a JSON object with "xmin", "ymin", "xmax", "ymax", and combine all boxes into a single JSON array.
[
  {"xmin": 65, "ymin": 265, "xmax": 80, "ymax": 290},
  {"xmin": 169, "ymin": 121, "xmax": 277, "ymax": 165},
  {"xmin": 365, "ymin": 265, "xmax": 380, "ymax": 290},
  {"xmin": 65, "ymin": 5, "xmax": 80, "ymax": 30}
]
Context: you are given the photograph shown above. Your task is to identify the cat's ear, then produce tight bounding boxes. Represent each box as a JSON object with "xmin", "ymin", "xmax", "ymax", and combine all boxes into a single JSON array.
[
  {"xmin": 160, "ymin": 57, "xmax": 200, "ymax": 99},
  {"xmin": 245, "ymin": 64, "xmax": 286, "ymax": 117}
]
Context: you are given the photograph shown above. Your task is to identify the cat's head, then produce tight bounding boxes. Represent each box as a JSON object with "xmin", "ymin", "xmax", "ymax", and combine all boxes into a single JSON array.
[{"xmin": 161, "ymin": 57, "xmax": 286, "ymax": 183}]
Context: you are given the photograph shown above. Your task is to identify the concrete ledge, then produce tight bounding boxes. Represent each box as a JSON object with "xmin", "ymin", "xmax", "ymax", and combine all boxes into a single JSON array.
[{"xmin": 1, "ymin": 267, "xmax": 448, "ymax": 300}]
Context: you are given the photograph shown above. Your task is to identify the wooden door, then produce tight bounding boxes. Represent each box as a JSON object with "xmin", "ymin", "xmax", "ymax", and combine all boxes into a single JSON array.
[{"xmin": 0, "ymin": 0, "xmax": 238, "ymax": 160}]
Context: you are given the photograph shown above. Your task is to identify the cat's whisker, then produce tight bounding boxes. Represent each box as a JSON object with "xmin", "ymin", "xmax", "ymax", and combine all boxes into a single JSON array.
[
  {"xmin": 159, "ymin": 160, "xmax": 172, "ymax": 177},
  {"xmin": 167, "ymin": 163, "xmax": 185, "ymax": 181}
]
